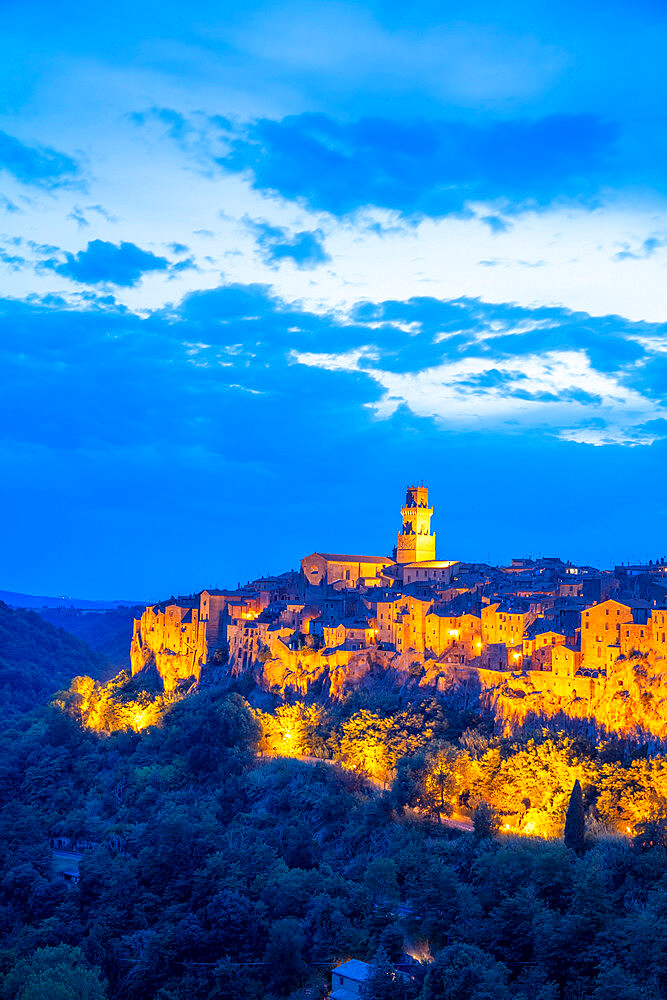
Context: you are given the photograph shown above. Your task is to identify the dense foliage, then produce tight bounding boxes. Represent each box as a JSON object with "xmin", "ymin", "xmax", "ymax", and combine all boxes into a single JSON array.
[
  {"xmin": 257, "ymin": 697, "xmax": 667, "ymax": 838},
  {"xmin": 2, "ymin": 683, "xmax": 667, "ymax": 1000},
  {"xmin": 0, "ymin": 602, "xmax": 110, "ymax": 717}
]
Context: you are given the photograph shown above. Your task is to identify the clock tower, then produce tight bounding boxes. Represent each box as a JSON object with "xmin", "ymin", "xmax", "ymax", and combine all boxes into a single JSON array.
[{"xmin": 396, "ymin": 485, "xmax": 436, "ymax": 564}]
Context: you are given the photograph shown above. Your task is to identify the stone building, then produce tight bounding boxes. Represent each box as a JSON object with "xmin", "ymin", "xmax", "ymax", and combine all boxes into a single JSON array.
[
  {"xmin": 301, "ymin": 552, "xmax": 394, "ymax": 588},
  {"xmin": 130, "ymin": 603, "xmax": 208, "ymax": 692}
]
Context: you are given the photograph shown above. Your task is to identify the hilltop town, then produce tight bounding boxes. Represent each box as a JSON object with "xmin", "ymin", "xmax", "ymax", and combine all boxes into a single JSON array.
[{"xmin": 127, "ymin": 486, "xmax": 667, "ymax": 739}]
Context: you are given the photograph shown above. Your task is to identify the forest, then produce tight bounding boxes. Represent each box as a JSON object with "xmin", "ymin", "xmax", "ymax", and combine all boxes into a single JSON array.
[
  {"xmin": 0, "ymin": 602, "xmax": 111, "ymax": 717},
  {"xmin": 2, "ymin": 606, "xmax": 667, "ymax": 999},
  {"xmin": 2, "ymin": 679, "xmax": 667, "ymax": 998}
]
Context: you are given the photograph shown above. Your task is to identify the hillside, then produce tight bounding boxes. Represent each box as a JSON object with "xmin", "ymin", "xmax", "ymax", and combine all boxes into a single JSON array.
[
  {"xmin": 0, "ymin": 589, "xmax": 144, "ymax": 610},
  {"xmin": 36, "ymin": 605, "xmax": 144, "ymax": 669},
  {"xmin": 2, "ymin": 686, "xmax": 667, "ymax": 1000},
  {"xmin": 0, "ymin": 601, "xmax": 112, "ymax": 716}
]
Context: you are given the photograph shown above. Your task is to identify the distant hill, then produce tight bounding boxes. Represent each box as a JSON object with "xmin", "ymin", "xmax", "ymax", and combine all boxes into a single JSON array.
[
  {"xmin": 0, "ymin": 589, "xmax": 145, "ymax": 610},
  {"xmin": 36, "ymin": 605, "xmax": 144, "ymax": 669},
  {"xmin": 0, "ymin": 601, "xmax": 112, "ymax": 716}
]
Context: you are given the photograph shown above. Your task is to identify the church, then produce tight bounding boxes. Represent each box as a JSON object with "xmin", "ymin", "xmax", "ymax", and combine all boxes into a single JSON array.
[{"xmin": 300, "ymin": 485, "xmax": 458, "ymax": 589}]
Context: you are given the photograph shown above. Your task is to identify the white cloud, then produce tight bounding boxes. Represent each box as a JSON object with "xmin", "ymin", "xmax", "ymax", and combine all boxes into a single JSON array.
[{"xmin": 292, "ymin": 344, "xmax": 662, "ymax": 444}]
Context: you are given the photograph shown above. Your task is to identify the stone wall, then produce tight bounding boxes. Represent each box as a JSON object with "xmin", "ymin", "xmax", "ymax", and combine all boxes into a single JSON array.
[{"xmin": 130, "ymin": 604, "xmax": 208, "ymax": 693}]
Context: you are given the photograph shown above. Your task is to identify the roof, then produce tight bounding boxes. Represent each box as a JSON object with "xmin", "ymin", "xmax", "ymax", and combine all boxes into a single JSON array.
[
  {"xmin": 401, "ymin": 560, "xmax": 458, "ymax": 569},
  {"xmin": 524, "ymin": 620, "xmax": 565, "ymax": 639},
  {"xmin": 332, "ymin": 960, "xmax": 371, "ymax": 982},
  {"xmin": 317, "ymin": 553, "xmax": 394, "ymax": 565}
]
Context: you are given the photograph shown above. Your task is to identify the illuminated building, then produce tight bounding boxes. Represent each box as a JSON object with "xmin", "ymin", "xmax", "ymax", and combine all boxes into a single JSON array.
[{"xmin": 395, "ymin": 485, "xmax": 436, "ymax": 564}]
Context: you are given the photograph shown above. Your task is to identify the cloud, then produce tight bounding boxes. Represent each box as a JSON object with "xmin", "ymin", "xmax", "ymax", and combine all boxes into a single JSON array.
[
  {"xmin": 481, "ymin": 215, "xmax": 512, "ymax": 234},
  {"xmin": 0, "ymin": 247, "xmax": 27, "ymax": 270},
  {"xmin": 0, "ymin": 131, "xmax": 80, "ymax": 189},
  {"xmin": 1, "ymin": 281, "xmax": 665, "ymax": 460},
  {"xmin": 292, "ymin": 344, "xmax": 662, "ymax": 445},
  {"xmin": 68, "ymin": 208, "xmax": 90, "ymax": 228},
  {"xmin": 67, "ymin": 204, "xmax": 118, "ymax": 229},
  {"xmin": 128, "ymin": 107, "xmax": 194, "ymax": 145},
  {"xmin": 615, "ymin": 236, "xmax": 665, "ymax": 261},
  {"xmin": 213, "ymin": 111, "xmax": 616, "ymax": 219},
  {"xmin": 46, "ymin": 240, "xmax": 171, "ymax": 287},
  {"xmin": 250, "ymin": 219, "xmax": 330, "ymax": 268}
]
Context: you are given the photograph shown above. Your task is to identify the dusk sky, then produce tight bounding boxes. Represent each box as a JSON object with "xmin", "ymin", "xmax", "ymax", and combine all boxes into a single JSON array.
[{"xmin": 2, "ymin": 0, "xmax": 667, "ymax": 599}]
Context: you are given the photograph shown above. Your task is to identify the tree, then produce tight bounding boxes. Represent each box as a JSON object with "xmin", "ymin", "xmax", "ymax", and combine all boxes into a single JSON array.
[
  {"xmin": 564, "ymin": 780, "xmax": 585, "ymax": 854},
  {"xmin": 424, "ymin": 746, "xmax": 460, "ymax": 819},
  {"xmin": 633, "ymin": 815, "xmax": 667, "ymax": 851},
  {"xmin": 263, "ymin": 917, "xmax": 306, "ymax": 993},
  {"xmin": 422, "ymin": 944, "xmax": 511, "ymax": 1000},
  {"xmin": 1, "ymin": 944, "xmax": 107, "ymax": 1000},
  {"xmin": 361, "ymin": 947, "xmax": 397, "ymax": 1000},
  {"xmin": 472, "ymin": 801, "xmax": 498, "ymax": 840}
]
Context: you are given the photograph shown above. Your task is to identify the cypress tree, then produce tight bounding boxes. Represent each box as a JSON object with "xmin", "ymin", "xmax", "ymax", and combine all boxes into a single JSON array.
[{"xmin": 564, "ymin": 778, "xmax": 585, "ymax": 853}]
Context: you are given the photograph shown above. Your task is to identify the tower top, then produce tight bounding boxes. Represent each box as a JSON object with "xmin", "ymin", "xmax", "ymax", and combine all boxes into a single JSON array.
[
  {"xmin": 404, "ymin": 485, "xmax": 430, "ymax": 509},
  {"xmin": 396, "ymin": 485, "xmax": 435, "ymax": 564}
]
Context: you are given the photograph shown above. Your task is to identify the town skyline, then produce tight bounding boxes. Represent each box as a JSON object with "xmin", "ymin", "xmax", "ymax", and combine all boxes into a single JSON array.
[{"xmin": 5, "ymin": 477, "xmax": 667, "ymax": 603}]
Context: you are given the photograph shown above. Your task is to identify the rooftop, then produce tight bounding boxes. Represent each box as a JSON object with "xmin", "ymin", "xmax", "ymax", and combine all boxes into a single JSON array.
[
  {"xmin": 332, "ymin": 959, "xmax": 371, "ymax": 982},
  {"xmin": 401, "ymin": 560, "xmax": 458, "ymax": 569},
  {"xmin": 316, "ymin": 552, "xmax": 395, "ymax": 564}
]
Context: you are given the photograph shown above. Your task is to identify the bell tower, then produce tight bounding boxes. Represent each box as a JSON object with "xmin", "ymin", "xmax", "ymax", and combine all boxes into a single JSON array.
[{"xmin": 396, "ymin": 485, "xmax": 436, "ymax": 564}]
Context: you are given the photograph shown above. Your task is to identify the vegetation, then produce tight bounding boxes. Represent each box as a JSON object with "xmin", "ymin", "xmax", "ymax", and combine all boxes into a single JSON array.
[
  {"xmin": 1, "ymin": 673, "xmax": 667, "ymax": 999},
  {"xmin": 36, "ymin": 606, "xmax": 143, "ymax": 670},
  {"xmin": 5, "ymin": 619, "xmax": 667, "ymax": 999},
  {"xmin": 0, "ymin": 602, "xmax": 110, "ymax": 717},
  {"xmin": 255, "ymin": 697, "xmax": 667, "ymax": 838}
]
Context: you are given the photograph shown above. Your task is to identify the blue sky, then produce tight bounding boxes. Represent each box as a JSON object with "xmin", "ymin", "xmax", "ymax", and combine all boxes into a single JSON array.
[{"xmin": 1, "ymin": 0, "xmax": 666, "ymax": 598}]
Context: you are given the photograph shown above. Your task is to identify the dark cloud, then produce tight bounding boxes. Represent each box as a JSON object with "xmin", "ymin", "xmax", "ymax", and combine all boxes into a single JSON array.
[
  {"xmin": 0, "ymin": 247, "xmax": 26, "ymax": 270},
  {"xmin": 615, "ymin": 237, "xmax": 664, "ymax": 261},
  {"xmin": 0, "ymin": 131, "xmax": 80, "ymax": 188},
  {"xmin": 213, "ymin": 111, "xmax": 616, "ymax": 219},
  {"xmin": 1, "ymin": 282, "xmax": 664, "ymax": 462},
  {"xmin": 128, "ymin": 107, "xmax": 193, "ymax": 145},
  {"xmin": 250, "ymin": 220, "xmax": 330, "ymax": 268},
  {"xmin": 68, "ymin": 208, "xmax": 90, "ymax": 228},
  {"xmin": 46, "ymin": 240, "xmax": 170, "ymax": 287},
  {"xmin": 2, "ymin": 282, "xmax": 667, "ymax": 594},
  {"xmin": 481, "ymin": 215, "xmax": 512, "ymax": 233}
]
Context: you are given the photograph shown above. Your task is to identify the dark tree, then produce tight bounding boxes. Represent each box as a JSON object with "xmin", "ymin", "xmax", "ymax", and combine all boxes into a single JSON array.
[
  {"xmin": 360, "ymin": 947, "xmax": 397, "ymax": 1000},
  {"xmin": 633, "ymin": 815, "xmax": 667, "ymax": 851},
  {"xmin": 472, "ymin": 800, "xmax": 498, "ymax": 840},
  {"xmin": 564, "ymin": 779, "xmax": 585, "ymax": 854}
]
